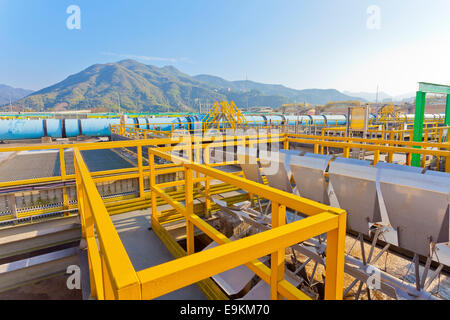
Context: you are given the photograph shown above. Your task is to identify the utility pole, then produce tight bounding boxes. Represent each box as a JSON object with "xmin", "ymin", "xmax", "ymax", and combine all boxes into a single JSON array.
[
  {"xmin": 245, "ymin": 74, "xmax": 249, "ymax": 111},
  {"xmin": 376, "ymin": 85, "xmax": 379, "ymax": 104},
  {"xmin": 117, "ymin": 92, "xmax": 121, "ymax": 114}
]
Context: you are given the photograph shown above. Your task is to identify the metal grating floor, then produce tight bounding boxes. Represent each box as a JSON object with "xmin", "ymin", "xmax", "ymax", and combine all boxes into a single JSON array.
[{"xmin": 0, "ymin": 149, "xmax": 133, "ymax": 182}]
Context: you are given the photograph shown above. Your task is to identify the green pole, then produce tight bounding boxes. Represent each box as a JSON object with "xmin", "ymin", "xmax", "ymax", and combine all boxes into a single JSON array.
[
  {"xmin": 411, "ymin": 91, "xmax": 426, "ymax": 167},
  {"xmin": 446, "ymin": 94, "xmax": 450, "ymax": 126}
]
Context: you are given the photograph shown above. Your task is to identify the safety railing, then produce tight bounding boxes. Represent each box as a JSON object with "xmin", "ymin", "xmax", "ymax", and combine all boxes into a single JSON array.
[
  {"xmin": 286, "ymin": 132, "xmax": 450, "ymax": 171},
  {"xmin": 3, "ymin": 127, "xmax": 450, "ymax": 222},
  {"xmin": 372, "ymin": 117, "xmax": 445, "ymax": 125},
  {"xmin": 74, "ymin": 148, "xmax": 141, "ymax": 299},
  {"xmin": 0, "ymin": 133, "xmax": 284, "ymax": 222},
  {"xmin": 71, "ymin": 140, "xmax": 347, "ymax": 300},
  {"xmin": 321, "ymin": 124, "xmax": 448, "ymax": 143}
]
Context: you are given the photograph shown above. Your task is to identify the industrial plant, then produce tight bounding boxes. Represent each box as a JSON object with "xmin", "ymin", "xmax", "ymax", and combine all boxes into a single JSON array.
[{"xmin": 0, "ymin": 82, "xmax": 449, "ymax": 301}]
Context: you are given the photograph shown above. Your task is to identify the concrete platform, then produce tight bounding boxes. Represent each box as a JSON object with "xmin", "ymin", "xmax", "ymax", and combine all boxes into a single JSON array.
[
  {"xmin": 110, "ymin": 209, "xmax": 206, "ymax": 300},
  {"xmin": 0, "ymin": 273, "xmax": 82, "ymax": 300}
]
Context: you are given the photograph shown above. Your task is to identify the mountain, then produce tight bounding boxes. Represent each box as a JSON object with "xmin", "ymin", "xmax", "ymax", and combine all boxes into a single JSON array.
[
  {"xmin": 17, "ymin": 60, "xmax": 226, "ymax": 112},
  {"xmin": 195, "ymin": 75, "xmax": 363, "ymax": 105},
  {"xmin": 0, "ymin": 84, "xmax": 33, "ymax": 105},
  {"xmin": 344, "ymin": 90, "xmax": 415, "ymax": 103},
  {"xmin": 343, "ymin": 91, "xmax": 391, "ymax": 102},
  {"xmin": 14, "ymin": 60, "xmax": 363, "ymax": 112}
]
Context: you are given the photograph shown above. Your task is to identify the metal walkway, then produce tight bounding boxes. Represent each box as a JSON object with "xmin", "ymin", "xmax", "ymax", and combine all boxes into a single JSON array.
[{"xmin": 110, "ymin": 209, "xmax": 206, "ymax": 300}]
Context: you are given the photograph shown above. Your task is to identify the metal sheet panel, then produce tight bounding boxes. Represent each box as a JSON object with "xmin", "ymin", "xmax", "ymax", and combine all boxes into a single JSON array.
[
  {"xmin": 333, "ymin": 157, "xmax": 372, "ymax": 166},
  {"xmin": 329, "ymin": 162, "xmax": 382, "ymax": 234},
  {"xmin": 237, "ymin": 147, "xmax": 264, "ymax": 184},
  {"xmin": 304, "ymin": 153, "xmax": 333, "ymax": 161},
  {"xmin": 204, "ymin": 240, "xmax": 255, "ymax": 296},
  {"xmin": 290, "ymin": 154, "xmax": 330, "ymax": 205},
  {"xmin": 212, "ymin": 148, "xmax": 236, "ymax": 164},
  {"xmin": 279, "ymin": 149, "xmax": 302, "ymax": 176},
  {"xmin": 259, "ymin": 152, "xmax": 292, "ymax": 193},
  {"xmin": 375, "ymin": 162, "xmax": 424, "ymax": 174},
  {"xmin": 379, "ymin": 169, "xmax": 450, "ymax": 256},
  {"xmin": 425, "ymin": 170, "xmax": 450, "ymax": 178}
]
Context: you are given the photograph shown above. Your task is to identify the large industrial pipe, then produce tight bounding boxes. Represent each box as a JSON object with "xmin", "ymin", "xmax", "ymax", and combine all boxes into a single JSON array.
[{"xmin": 0, "ymin": 113, "xmax": 443, "ymax": 140}]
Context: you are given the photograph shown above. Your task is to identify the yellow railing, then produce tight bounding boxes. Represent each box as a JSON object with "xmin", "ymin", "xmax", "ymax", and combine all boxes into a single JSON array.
[
  {"xmin": 3, "ymin": 128, "xmax": 450, "ymax": 223},
  {"xmin": 6, "ymin": 127, "xmax": 450, "ymax": 299},
  {"xmin": 322, "ymin": 124, "xmax": 448, "ymax": 143},
  {"xmin": 2, "ymin": 130, "xmax": 450, "ymax": 191},
  {"xmin": 74, "ymin": 148, "xmax": 140, "ymax": 299},
  {"xmin": 72, "ymin": 141, "xmax": 347, "ymax": 300},
  {"xmin": 0, "ymin": 134, "xmax": 284, "ymax": 222},
  {"xmin": 286, "ymin": 133, "xmax": 450, "ymax": 171}
]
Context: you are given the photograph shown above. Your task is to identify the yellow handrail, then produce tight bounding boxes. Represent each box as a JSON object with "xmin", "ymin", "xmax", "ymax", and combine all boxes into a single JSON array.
[
  {"xmin": 70, "ymin": 142, "xmax": 347, "ymax": 300},
  {"xmin": 74, "ymin": 148, "xmax": 141, "ymax": 299}
]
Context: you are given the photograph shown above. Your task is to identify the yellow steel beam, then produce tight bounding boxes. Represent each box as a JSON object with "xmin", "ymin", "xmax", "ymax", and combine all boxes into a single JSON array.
[
  {"xmin": 324, "ymin": 213, "xmax": 347, "ymax": 300},
  {"xmin": 73, "ymin": 148, "xmax": 141, "ymax": 299},
  {"xmin": 289, "ymin": 131, "xmax": 450, "ymax": 149},
  {"xmin": 288, "ymin": 137, "xmax": 450, "ymax": 158},
  {"xmin": 149, "ymin": 147, "xmax": 338, "ymax": 216},
  {"xmin": 270, "ymin": 202, "xmax": 286, "ymax": 300},
  {"xmin": 137, "ymin": 212, "xmax": 337, "ymax": 300}
]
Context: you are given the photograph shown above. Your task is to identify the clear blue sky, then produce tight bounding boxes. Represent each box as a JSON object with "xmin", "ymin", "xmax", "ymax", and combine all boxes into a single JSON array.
[{"xmin": 0, "ymin": 0, "xmax": 449, "ymax": 96}]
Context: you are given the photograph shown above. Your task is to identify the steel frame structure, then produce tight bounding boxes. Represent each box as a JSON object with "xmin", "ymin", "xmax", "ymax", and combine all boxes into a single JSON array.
[
  {"xmin": 412, "ymin": 82, "xmax": 450, "ymax": 166},
  {"xmin": 72, "ymin": 142, "xmax": 347, "ymax": 300}
]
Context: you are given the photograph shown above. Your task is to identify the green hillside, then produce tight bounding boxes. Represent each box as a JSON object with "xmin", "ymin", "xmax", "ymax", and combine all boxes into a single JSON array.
[
  {"xmin": 15, "ymin": 60, "xmax": 363, "ymax": 111},
  {"xmin": 18, "ymin": 60, "xmax": 227, "ymax": 112}
]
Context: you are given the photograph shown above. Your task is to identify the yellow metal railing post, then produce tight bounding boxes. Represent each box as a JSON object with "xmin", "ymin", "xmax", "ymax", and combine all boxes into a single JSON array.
[
  {"xmin": 204, "ymin": 147, "xmax": 211, "ymax": 218},
  {"xmin": 387, "ymin": 151, "xmax": 394, "ymax": 163},
  {"xmin": 82, "ymin": 185, "xmax": 99, "ymax": 299},
  {"xmin": 185, "ymin": 166, "xmax": 195, "ymax": 255},
  {"xmin": 405, "ymin": 152, "xmax": 411, "ymax": 166},
  {"xmin": 149, "ymin": 153, "xmax": 158, "ymax": 226},
  {"xmin": 270, "ymin": 202, "xmax": 286, "ymax": 300},
  {"xmin": 343, "ymin": 146, "xmax": 350, "ymax": 158},
  {"xmin": 74, "ymin": 160, "xmax": 86, "ymax": 239},
  {"xmin": 373, "ymin": 150, "xmax": 380, "ymax": 165},
  {"xmin": 137, "ymin": 146, "xmax": 144, "ymax": 199},
  {"xmin": 320, "ymin": 128, "xmax": 325, "ymax": 154},
  {"xmin": 421, "ymin": 152, "xmax": 426, "ymax": 168},
  {"xmin": 59, "ymin": 148, "xmax": 69, "ymax": 214},
  {"xmin": 314, "ymin": 143, "xmax": 319, "ymax": 154},
  {"xmin": 446, "ymin": 156, "xmax": 450, "ymax": 173},
  {"xmin": 283, "ymin": 134, "xmax": 289, "ymax": 150},
  {"xmin": 324, "ymin": 211, "xmax": 346, "ymax": 300}
]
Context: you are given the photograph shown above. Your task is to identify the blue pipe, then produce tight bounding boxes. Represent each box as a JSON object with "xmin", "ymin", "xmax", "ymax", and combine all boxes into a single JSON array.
[{"xmin": 0, "ymin": 113, "xmax": 443, "ymax": 140}]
